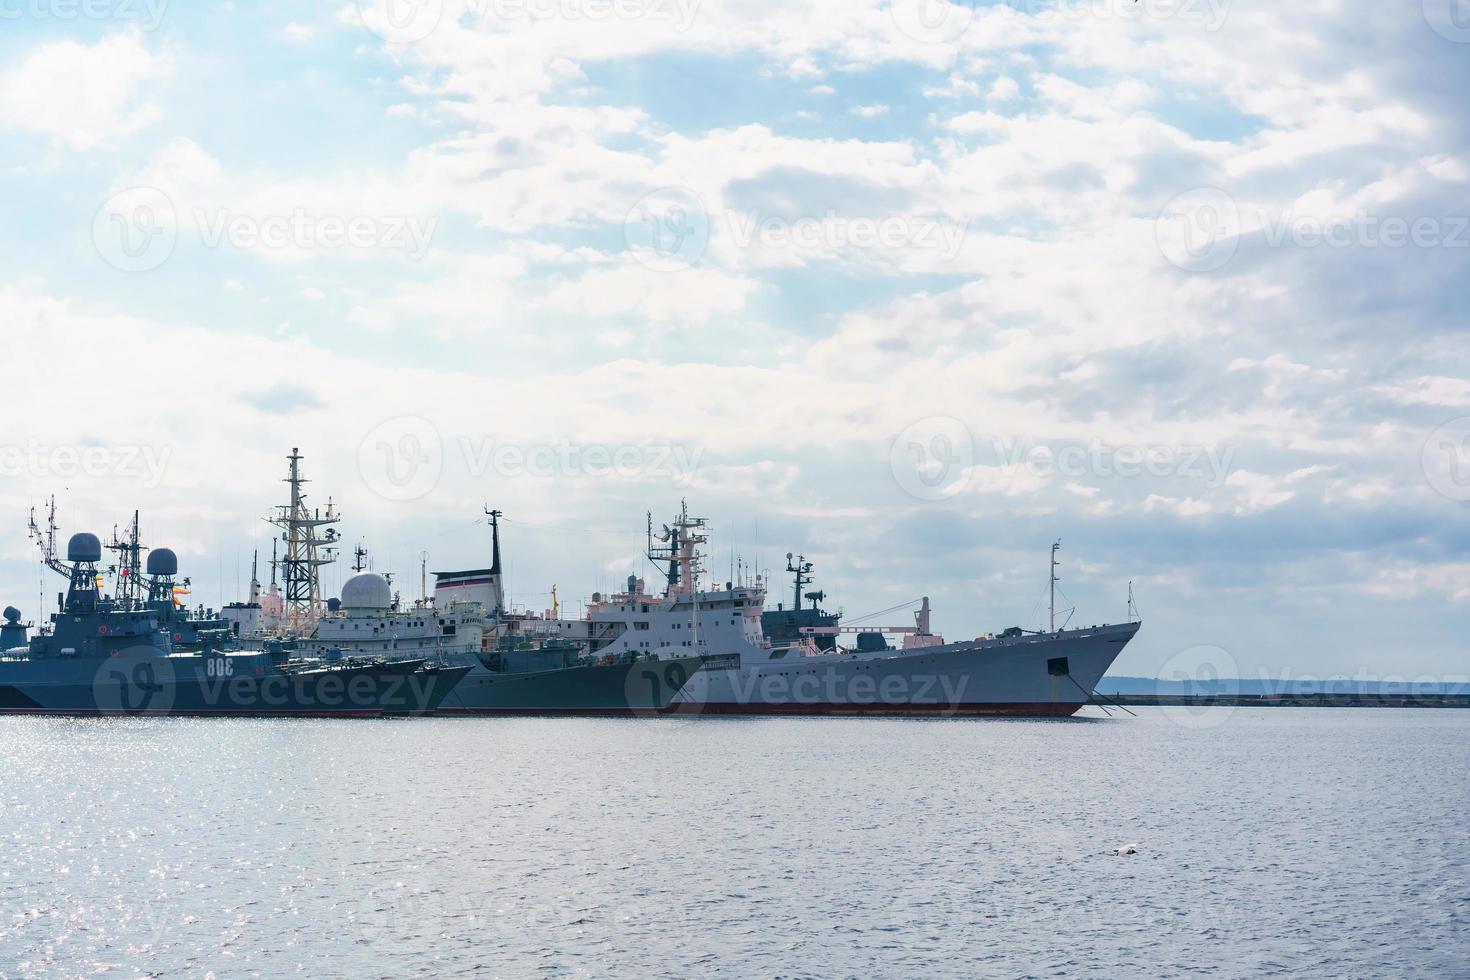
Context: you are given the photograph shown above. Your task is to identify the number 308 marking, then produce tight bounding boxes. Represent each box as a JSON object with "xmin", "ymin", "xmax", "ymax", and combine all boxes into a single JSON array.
[{"xmin": 206, "ymin": 658, "xmax": 235, "ymax": 678}]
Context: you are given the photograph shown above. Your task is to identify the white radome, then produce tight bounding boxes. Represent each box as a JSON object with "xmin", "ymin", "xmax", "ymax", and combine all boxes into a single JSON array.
[{"xmin": 340, "ymin": 572, "xmax": 392, "ymax": 611}]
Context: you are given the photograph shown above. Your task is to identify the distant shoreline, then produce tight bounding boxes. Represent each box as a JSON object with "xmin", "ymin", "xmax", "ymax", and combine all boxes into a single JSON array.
[{"xmin": 1102, "ymin": 693, "xmax": 1470, "ymax": 709}]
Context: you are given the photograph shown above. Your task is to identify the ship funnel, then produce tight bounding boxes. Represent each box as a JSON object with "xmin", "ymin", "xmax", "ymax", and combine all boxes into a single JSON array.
[{"xmin": 67, "ymin": 533, "xmax": 102, "ymax": 563}]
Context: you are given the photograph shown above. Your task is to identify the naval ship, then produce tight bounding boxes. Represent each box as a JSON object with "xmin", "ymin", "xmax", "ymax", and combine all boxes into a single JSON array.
[
  {"xmin": 541, "ymin": 504, "xmax": 1140, "ymax": 716},
  {"xmin": 0, "ymin": 511, "xmax": 468, "ymax": 716},
  {"xmin": 222, "ymin": 450, "xmax": 704, "ymax": 714},
  {"xmin": 427, "ymin": 509, "xmax": 705, "ymax": 715}
]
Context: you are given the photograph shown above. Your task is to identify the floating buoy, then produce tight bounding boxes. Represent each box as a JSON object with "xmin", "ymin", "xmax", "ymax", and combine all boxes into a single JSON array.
[{"xmin": 1112, "ymin": 843, "xmax": 1138, "ymax": 855}]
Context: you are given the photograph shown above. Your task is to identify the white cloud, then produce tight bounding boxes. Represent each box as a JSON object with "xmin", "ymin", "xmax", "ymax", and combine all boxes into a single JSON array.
[
  {"xmin": 988, "ymin": 75, "xmax": 1020, "ymax": 103},
  {"xmin": 280, "ymin": 22, "xmax": 315, "ymax": 43},
  {"xmin": 0, "ymin": 29, "xmax": 172, "ymax": 150}
]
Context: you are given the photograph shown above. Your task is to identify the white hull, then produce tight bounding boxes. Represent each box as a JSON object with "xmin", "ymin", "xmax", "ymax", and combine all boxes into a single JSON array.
[{"xmin": 669, "ymin": 622, "xmax": 1139, "ymax": 716}]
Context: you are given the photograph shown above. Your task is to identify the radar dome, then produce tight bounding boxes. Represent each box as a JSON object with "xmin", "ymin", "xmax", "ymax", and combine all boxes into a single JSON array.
[
  {"xmin": 67, "ymin": 533, "xmax": 102, "ymax": 563},
  {"xmin": 146, "ymin": 548, "xmax": 179, "ymax": 576},
  {"xmin": 326, "ymin": 597, "xmax": 342, "ymax": 613},
  {"xmin": 340, "ymin": 572, "xmax": 391, "ymax": 611},
  {"xmin": 3, "ymin": 606, "xmax": 19, "ymax": 624}
]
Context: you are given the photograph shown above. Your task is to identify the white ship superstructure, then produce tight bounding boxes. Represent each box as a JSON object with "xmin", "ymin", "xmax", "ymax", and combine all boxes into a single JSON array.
[
  {"xmin": 542, "ymin": 504, "xmax": 1141, "ymax": 716},
  {"xmin": 299, "ymin": 571, "xmax": 485, "ymax": 660}
]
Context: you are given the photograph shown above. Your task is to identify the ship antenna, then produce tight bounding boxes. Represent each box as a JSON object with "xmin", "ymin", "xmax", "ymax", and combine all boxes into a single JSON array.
[{"xmin": 1050, "ymin": 539, "xmax": 1061, "ymax": 633}]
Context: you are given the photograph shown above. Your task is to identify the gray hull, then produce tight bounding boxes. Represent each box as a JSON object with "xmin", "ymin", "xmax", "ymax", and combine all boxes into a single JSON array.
[
  {"xmin": 0, "ymin": 652, "xmax": 469, "ymax": 717},
  {"xmin": 435, "ymin": 656, "xmax": 705, "ymax": 715},
  {"xmin": 668, "ymin": 622, "xmax": 1139, "ymax": 716}
]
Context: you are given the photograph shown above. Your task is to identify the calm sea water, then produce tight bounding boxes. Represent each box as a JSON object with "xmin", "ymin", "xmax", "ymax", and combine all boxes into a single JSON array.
[{"xmin": 1, "ymin": 708, "xmax": 1467, "ymax": 978}]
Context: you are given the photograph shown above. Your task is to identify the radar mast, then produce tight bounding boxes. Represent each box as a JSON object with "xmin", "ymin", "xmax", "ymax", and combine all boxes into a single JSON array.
[{"xmin": 266, "ymin": 448, "xmax": 340, "ymax": 634}]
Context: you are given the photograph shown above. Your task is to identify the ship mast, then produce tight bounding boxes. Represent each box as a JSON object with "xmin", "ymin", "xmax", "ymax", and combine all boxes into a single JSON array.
[
  {"xmin": 266, "ymin": 448, "xmax": 340, "ymax": 634},
  {"xmin": 483, "ymin": 506, "xmax": 506, "ymax": 619},
  {"xmin": 104, "ymin": 510, "xmax": 148, "ymax": 607},
  {"xmin": 1050, "ymin": 539, "xmax": 1061, "ymax": 633},
  {"xmin": 485, "ymin": 507, "xmax": 503, "ymax": 577},
  {"xmin": 248, "ymin": 550, "xmax": 261, "ymax": 604},
  {"xmin": 786, "ymin": 553, "xmax": 814, "ymax": 611},
  {"xmin": 28, "ymin": 496, "xmax": 67, "ymax": 580}
]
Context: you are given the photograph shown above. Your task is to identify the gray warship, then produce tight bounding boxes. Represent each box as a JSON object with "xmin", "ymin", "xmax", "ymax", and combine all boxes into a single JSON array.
[
  {"xmin": 0, "ymin": 504, "xmax": 468, "ymax": 717},
  {"xmin": 219, "ymin": 450, "xmax": 704, "ymax": 714}
]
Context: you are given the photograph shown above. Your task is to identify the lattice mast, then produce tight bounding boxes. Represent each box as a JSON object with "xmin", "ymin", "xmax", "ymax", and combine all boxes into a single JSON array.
[
  {"xmin": 266, "ymin": 448, "xmax": 340, "ymax": 633},
  {"xmin": 104, "ymin": 510, "xmax": 148, "ymax": 606}
]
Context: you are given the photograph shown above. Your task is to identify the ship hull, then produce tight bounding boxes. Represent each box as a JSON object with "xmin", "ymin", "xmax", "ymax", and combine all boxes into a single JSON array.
[
  {"xmin": 435, "ymin": 656, "xmax": 705, "ymax": 715},
  {"xmin": 667, "ymin": 622, "xmax": 1139, "ymax": 717},
  {"xmin": 0, "ymin": 653, "xmax": 470, "ymax": 718}
]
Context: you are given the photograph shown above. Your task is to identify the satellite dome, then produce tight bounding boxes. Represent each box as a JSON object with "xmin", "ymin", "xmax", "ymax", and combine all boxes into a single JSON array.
[
  {"xmin": 146, "ymin": 548, "xmax": 179, "ymax": 576},
  {"xmin": 67, "ymin": 533, "xmax": 102, "ymax": 563},
  {"xmin": 340, "ymin": 572, "xmax": 391, "ymax": 611},
  {"xmin": 326, "ymin": 597, "xmax": 342, "ymax": 613},
  {"xmin": 3, "ymin": 606, "xmax": 20, "ymax": 624}
]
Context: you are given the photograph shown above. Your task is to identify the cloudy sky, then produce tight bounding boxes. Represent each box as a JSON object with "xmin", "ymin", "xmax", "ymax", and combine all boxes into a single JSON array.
[{"xmin": 2, "ymin": 0, "xmax": 1468, "ymax": 682}]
